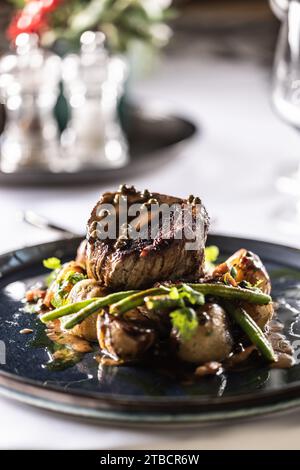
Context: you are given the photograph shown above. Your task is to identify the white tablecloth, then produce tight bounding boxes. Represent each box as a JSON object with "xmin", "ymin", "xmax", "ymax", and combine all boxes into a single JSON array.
[{"xmin": 1, "ymin": 46, "xmax": 300, "ymax": 450}]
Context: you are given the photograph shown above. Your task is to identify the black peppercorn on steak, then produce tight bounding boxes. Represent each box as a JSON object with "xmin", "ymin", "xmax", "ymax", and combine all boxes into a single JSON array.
[{"xmin": 85, "ymin": 185, "xmax": 210, "ymax": 289}]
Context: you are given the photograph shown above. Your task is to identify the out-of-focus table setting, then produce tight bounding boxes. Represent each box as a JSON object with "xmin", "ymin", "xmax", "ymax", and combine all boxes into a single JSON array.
[{"xmin": 2, "ymin": 0, "xmax": 300, "ymax": 449}]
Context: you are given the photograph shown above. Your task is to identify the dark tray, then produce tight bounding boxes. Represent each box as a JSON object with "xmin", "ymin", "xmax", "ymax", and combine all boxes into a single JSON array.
[{"xmin": 0, "ymin": 102, "xmax": 197, "ymax": 186}]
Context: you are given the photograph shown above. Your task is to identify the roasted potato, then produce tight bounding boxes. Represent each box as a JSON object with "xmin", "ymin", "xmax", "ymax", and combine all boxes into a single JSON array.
[
  {"xmin": 225, "ymin": 249, "xmax": 271, "ymax": 294},
  {"xmin": 215, "ymin": 249, "xmax": 273, "ymax": 329},
  {"xmin": 176, "ymin": 303, "xmax": 233, "ymax": 364},
  {"xmin": 43, "ymin": 261, "xmax": 85, "ymax": 308},
  {"xmin": 97, "ymin": 310, "xmax": 156, "ymax": 361},
  {"xmin": 60, "ymin": 279, "xmax": 107, "ymax": 341}
]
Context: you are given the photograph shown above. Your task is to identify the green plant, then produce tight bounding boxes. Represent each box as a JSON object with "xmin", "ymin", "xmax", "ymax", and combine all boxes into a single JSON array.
[{"xmin": 8, "ymin": 0, "xmax": 173, "ymax": 53}]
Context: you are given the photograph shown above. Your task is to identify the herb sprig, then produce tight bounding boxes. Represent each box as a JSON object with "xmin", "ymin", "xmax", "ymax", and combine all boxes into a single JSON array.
[{"xmin": 205, "ymin": 245, "xmax": 219, "ymax": 271}]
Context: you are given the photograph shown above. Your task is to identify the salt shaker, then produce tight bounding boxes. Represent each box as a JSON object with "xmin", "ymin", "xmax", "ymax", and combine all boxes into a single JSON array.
[
  {"xmin": 0, "ymin": 33, "xmax": 61, "ymax": 173},
  {"xmin": 61, "ymin": 31, "xmax": 128, "ymax": 170}
]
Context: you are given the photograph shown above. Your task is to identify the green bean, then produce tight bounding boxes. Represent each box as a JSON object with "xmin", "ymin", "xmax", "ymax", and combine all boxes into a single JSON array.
[
  {"xmin": 109, "ymin": 286, "xmax": 170, "ymax": 315},
  {"xmin": 40, "ymin": 290, "xmax": 137, "ymax": 323},
  {"xmin": 63, "ymin": 299, "xmax": 104, "ymax": 330},
  {"xmin": 223, "ymin": 301, "xmax": 276, "ymax": 362},
  {"xmin": 187, "ymin": 283, "xmax": 271, "ymax": 305},
  {"xmin": 40, "ymin": 281, "xmax": 271, "ymax": 328},
  {"xmin": 145, "ymin": 295, "xmax": 185, "ymax": 311},
  {"xmin": 40, "ymin": 299, "xmax": 96, "ymax": 323}
]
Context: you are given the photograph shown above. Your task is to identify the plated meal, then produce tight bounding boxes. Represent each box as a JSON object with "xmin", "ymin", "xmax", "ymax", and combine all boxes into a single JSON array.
[{"xmin": 23, "ymin": 185, "xmax": 294, "ymax": 377}]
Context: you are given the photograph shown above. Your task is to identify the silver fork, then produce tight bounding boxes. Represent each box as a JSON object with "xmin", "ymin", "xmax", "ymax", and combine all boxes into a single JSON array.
[{"xmin": 22, "ymin": 210, "xmax": 80, "ymax": 238}]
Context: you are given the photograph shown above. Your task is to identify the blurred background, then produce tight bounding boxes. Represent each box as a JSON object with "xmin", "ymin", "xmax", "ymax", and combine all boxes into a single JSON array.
[{"xmin": 0, "ymin": 0, "xmax": 299, "ymax": 252}]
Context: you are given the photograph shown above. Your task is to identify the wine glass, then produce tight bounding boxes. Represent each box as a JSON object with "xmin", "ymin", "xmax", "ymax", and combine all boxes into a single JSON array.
[{"xmin": 272, "ymin": 0, "xmax": 300, "ymax": 232}]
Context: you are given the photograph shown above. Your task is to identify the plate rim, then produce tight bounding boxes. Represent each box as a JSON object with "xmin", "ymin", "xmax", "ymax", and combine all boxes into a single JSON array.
[{"xmin": 1, "ymin": 381, "xmax": 300, "ymax": 426}]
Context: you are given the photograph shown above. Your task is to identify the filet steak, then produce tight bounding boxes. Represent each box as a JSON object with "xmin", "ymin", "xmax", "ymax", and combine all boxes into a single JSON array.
[{"xmin": 86, "ymin": 185, "xmax": 209, "ymax": 289}]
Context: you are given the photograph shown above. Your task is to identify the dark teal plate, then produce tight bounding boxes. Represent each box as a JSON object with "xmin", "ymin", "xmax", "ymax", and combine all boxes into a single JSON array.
[{"xmin": 0, "ymin": 235, "xmax": 300, "ymax": 425}]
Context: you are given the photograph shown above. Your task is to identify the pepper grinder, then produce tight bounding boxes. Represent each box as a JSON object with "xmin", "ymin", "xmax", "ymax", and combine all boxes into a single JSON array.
[
  {"xmin": 61, "ymin": 31, "xmax": 129, "ymax": 170},
  {"xmin": 0, "ymin": 33, "xmax": 61, "ymax": 173}
]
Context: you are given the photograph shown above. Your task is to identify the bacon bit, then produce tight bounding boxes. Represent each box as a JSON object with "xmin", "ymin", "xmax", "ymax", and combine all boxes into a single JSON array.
[
  {"xmin": 140, "ymin": 248, "xmax": 150, "ymax": 257},
  {"xmin": 271, "ymin": 352, "xmax": 295, "ymax": 369},
  {"xmin": 225, "ymin": 345, "xmax": 256, "ymax": 368},
  {"xmin": 212, "ymin": 262, "xmax": 229, "ymax": 277},
  {"xmin": 20, "ymin": 328, "xmax": 33, "ymax": 335},
  {"xmin": 43, "ymin": 290, "xmax": 54, "ymax": 308},
  {"xmin": 95, "ymin": 354, "xmax": 124, "ymax": 366},
  {"xmin": 195, "ymin": 361, "xmax": 222, "ymax": 377},
  {"xmin": 25, "ymin": 289, "xmax": 46, "ymax": 302},
  {"xmin": 223, "ymin": 272, "xmax": 238, "ymax": 287}
]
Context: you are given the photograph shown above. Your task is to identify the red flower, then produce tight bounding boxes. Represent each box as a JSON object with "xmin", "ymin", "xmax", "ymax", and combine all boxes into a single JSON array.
[
  {"xmin": 40, "ymin": 0, "xmax": 61, "ymax": 13},
  {"xmin": 7, "ymin": 0, "xmax": 62, "ymax": 41}
]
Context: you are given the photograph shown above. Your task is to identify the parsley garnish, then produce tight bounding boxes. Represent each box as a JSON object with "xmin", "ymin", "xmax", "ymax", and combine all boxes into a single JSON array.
[
  {"xmin": 230, "ymin": 266, "xmax": 238, "ymax": 279},
  {"xmin": 65, "ymin": 271, "xmax": 87, "ymax": 285},
  {"xmin": 169, "ymin": 284, "xmax": 204, "ymax": 306},
  {"xmin": 43, "ymin": 258, "xmax": 62, "ymax": 288},
  {"xmin": 43, "ymin": 257, "xmax": 61, "ymax": 270},
  {"xmin": 205, "ymin": 245, "xmax": 219, "ymax": 270},
  {"xmin": 170, "ymin": 307, "xmax": 198, "ymax": 341},
  {"xmin": 50, "ymin": 271, "xmax": 87, "ymax": 308}
]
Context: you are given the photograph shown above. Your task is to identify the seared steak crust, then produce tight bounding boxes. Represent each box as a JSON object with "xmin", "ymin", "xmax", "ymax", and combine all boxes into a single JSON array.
[{"xmin": 86, "ymin": 186, "xmax": 209, "ymax": 289}]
